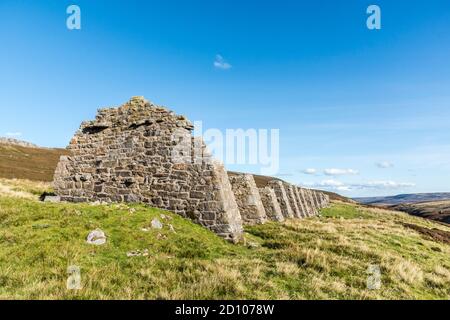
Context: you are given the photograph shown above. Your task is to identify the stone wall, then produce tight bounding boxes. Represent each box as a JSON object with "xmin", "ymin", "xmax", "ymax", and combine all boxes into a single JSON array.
[
  {"xmin": 54, "ymin": 96, "xmax": 331, "ymax": 241},
  {"xmin": 229, "ymin": 174, "xmax": 267, "ymax": 225}
]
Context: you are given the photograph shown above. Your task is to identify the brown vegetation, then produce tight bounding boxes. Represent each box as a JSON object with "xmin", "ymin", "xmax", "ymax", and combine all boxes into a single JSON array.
[
  {"xmin": 0, "ymin": 143, "xmax": 68, "ymax": 182},
  {"xmin": 391, "ymin": 201, "xmax": 450, "ymax": 225}
]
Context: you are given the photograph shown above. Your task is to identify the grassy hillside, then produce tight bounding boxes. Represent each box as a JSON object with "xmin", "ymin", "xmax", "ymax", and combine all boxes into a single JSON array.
[
  {"xmin": 0, "ymin": 179, "xmax": 449, "ymax": 299},
  {"xmin": 0, "ymin": 143, "xmax": 68, "ymax": 182},
  {"xmin": 390, "ymin": 201, "xmax": 450, "ymax": 225}
]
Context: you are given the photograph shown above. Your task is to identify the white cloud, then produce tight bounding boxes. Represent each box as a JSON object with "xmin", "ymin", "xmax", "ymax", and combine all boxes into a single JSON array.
[
  {"xmin": 302, "ymin": 168, "xmax": 317, "ymax": 175},
  {"xmin": 303, "ymin": 179, "xmax": 351, "ymax": 191},
  {"xmin": 303, "ymin": 179, "xmax": 415, "ymax": 192},
  {"xmin": 213, "ymin": 54, "xmax": 232, "ymax": 70},
  {"xmin": 376, "ymin": 161, "xmax": 394, "ymax": 169},
  {"xmin": 324, "ymin": 168, "xmax": 359, "ymax": 176},
  {"xmin": 357, "ymin": 181, "xmax": 416, "ymax": 189},
  {"xmin": 5, "ymin": 132, "xmax": 22, "ymax": 137}
]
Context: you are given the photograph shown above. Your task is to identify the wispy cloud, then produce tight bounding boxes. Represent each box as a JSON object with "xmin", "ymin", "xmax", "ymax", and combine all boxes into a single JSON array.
[
  {"xmin": 5, "ymin": 132, "xmax": 22, "ymax": 137},
  {"xmin": 359, "ymin": 181, "xmax": 416, "ymax": 189},
  {"xmin": 275, "ymin": 173, "xmax": 294, "ymax": 177},
  {"xmin": 304, "ymin": 179, "xmax": 351, "ymax": 191},
  {"xmin": 303, "ymin": 179, "xmax": 415, "ymax": 192},
  {"xmin": 213, "ymin": 54, "xmax": 232, "ymax": 70},
  {"xmin": 376, "ymin": 161, "xmax": 394, "ymax": 169},
  {"xmin": 324, "ymin": 168, "xmax": 359, "ymax": 176},
  {"xmin": 302, "ymin": 168, "xmax": 317, "ymax": 175}
]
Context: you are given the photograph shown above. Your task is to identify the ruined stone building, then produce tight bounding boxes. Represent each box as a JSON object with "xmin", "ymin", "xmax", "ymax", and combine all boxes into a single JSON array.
[{"xmin": 53, "ymin": 97, "xmax": 330, "ymax": 242}]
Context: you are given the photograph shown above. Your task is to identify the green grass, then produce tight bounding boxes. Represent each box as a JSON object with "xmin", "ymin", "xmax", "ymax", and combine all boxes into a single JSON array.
[{"xmin": 0, "ymin": 183, "xmax": 449, "ymax": 300}]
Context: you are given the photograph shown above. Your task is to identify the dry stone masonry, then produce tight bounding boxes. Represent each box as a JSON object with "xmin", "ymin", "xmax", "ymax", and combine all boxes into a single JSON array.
[
  {"xmin": 285, "ymin": 183, "xmax": 302, "ymax": 218},
  {"xmin": 266, "ymin": 180, "xmax": 295, "ymax": 219},
  {"xmin": 53, "ymin": 97, "xmax": 330, "ymax": 242},
  {"xmin": 258, "ymin": 187, "xmax": 284, "ymax": 222},
  {"xmin": 229, "ymin": 174, "xmax": 267, "ymax": 225}
]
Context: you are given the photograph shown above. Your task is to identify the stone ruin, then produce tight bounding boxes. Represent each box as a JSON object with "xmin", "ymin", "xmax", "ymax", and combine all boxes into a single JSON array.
[{"xmin": 53, "ymin": 97, "xmax": 330, "ymax": 242}]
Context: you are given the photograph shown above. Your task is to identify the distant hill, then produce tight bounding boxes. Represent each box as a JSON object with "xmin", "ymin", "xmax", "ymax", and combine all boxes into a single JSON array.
[
  {"xmin": 0, "ymin": 139, "xmax": 68, "ymax": 182},
  {"xmin": 354, "ymin": 193, "xmax": 450, "ymax": 206},
  {"xmin": 228, "ymin": 171, "xmax": 353, "ymax": 203},
  {"xmin": 390, "ymin": 201, "xmax": 450, "ymax": 225}
]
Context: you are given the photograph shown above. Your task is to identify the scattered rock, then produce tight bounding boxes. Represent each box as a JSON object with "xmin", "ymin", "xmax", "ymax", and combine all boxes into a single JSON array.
[
  {"xmin": 151, "ymin": 218, "xmax": 163, "ymax": 229},
  {"xmin": 157, "ymin": 233, "xmax": 167, "ymax": 240},
  {"xmin": 86, "ymin": 229, "xmax": 107, "ymax": 245},
  {"xmin": 160, "ymin": 214, "xmax": 173, "ymax": 220},
  {"xmin": 129, "ymin": 208, "xmax": 136, "ymax": 214},
  {"xmin": 247, "ymin": 241, "xmax": 260, "ymax": 249},
  {"xmin": 141, "ymin": 227, "xmax": 149, "ymax": 232},
  {"xmin": 126, "ymin": 249, "xmax": 149, "ymax": 257},
  {"xmin": 168, "ymin": 224, "xmax": 176, "ymax": 233},
  {"xmin": 44, "ymin": 195, "xmax": 61, "ymax": 203},
  {"xmin": 113, "ymin": 204, "xmax": 129, "ymax": 210}
]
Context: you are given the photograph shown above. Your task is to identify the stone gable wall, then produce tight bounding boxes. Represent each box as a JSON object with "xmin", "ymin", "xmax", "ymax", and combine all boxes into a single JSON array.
[{"xmin": 53, "ymin": 97, "xmax": 243, "ymax": 242}]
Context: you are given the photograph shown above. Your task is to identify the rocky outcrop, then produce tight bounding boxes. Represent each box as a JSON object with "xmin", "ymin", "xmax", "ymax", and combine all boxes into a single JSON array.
[{"xmin": 0, "ymin": 137, "xmax": 39, "ymax": 148}]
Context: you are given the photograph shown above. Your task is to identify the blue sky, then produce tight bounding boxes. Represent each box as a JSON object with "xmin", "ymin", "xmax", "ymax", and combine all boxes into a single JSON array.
[{"xmin": 1, "ymin": 0, "xmax": 449, "ymax": 197}]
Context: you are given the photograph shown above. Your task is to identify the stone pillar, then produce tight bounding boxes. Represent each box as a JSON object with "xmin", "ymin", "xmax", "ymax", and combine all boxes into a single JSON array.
[
  {"xmin": 306, "ymin": 189, "xmax": 318, "ymax": 216},
  {"xmin": 208, "ymin": 161, "xmax": 245, "ymax": 242},
  {"xmin": 294, "ymin": 187, "xmax": 307, "ymax": 218},
  {"xmin": 284, "ymin": 183, "xmax": 302, "ymax": 218},
  {"xmin": 258, "ymin": 187, "xmax": 284, "ymax": 222},
  {"xmin": 297, "ymin": 187, "xmax": 311, "ymax": 217},
  {"xmin": 229, "ymin": 174, "xmax": 267, "ymax": 225},
  {"xmin": 312, "ymin": 190, "xmax": 322, "ymax": 210},
  {"xmin": 267, "ymin": 180, "xmax": 294, "ymax": 218}
]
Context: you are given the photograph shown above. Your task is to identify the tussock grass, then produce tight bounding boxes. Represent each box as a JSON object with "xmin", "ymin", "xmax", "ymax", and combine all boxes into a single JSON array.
[
  {"xmin": 0, "ymin": 178, "xmax": 52, "ymax": 198},
  {"xmin": 0, "ymin": 180, "xmax": 449, "ymax": 299}
]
